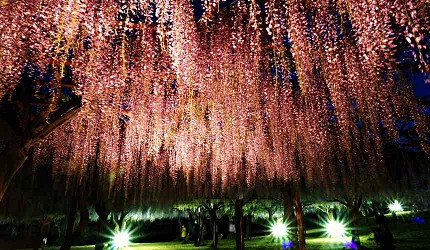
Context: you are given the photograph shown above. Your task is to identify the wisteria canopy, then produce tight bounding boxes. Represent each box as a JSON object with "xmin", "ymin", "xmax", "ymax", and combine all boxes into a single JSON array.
[{"xmin": 0, "ymin": 0, "xmax": 429, "ymax": 203}]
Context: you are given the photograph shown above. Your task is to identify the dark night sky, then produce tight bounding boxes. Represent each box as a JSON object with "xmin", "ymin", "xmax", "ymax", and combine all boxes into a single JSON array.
[{"xmin": 192, "ymin": 0, "xmax": 239, "ymax": 20}]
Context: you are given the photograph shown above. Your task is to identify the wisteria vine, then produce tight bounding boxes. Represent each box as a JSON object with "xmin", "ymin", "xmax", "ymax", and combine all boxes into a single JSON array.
[{"xmin": 1, "ymin": 0, "xmax": 429, "ymax": 202}]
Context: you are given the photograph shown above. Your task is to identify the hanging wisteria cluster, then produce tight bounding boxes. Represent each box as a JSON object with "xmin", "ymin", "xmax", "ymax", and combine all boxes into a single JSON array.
[{"xmin": 1, "ymin": 0, "xmax": 429, "ymax": 201}]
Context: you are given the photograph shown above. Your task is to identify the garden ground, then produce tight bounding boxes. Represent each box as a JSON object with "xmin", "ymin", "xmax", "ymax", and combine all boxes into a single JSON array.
[{"xmin": 28, "ymin": 215, "xmax": 430, "ymax": 250}]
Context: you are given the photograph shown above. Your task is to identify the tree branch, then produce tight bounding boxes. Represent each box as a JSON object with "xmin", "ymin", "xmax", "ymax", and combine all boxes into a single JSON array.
[
  {"xmin": 25, "ymin": 103, "xmax": 81, "ymax": 150},
  {"xmin": 329, "ymin": 198, "xmax": 348, "ymax": 207},
  {"xmin": 302, "ymin": 202, "xmax": 313, "ymax": 208},
  {"xmin": 187, "ymin": 208, "xmax": 197, "ymax": 218},
  {"xmin": 354, "ymin": 195, "xmax": 363, "ymax": 210}
]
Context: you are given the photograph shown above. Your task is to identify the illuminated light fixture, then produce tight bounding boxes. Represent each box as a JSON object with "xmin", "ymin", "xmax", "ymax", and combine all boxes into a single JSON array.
[
  {"xmin": 281, "ymin": 240, "xmax": 294, "ymax": 249},
  {"xmin": 271, "ymin": 221, "xmax": 288, "ymax": 238},
  {"xmin": 325, "ymin": 219, "xmax": 346, "ymax": 238},
  {"xmin": 388, "ymin": 200, "xmax": 403, "ymax": 213},
  {"xmin": 113, "ymin": 231, "xmax": 130, "ymax": 249},
  {"xmin": 343, "ymin": 240, "xmax": 358, "ymax": 249}
]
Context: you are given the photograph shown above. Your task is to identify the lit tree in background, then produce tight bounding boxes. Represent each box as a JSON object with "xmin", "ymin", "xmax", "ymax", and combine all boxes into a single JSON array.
[{"xmin": 0, "ymin": 2, "xmax": 429, "ymax": 247}]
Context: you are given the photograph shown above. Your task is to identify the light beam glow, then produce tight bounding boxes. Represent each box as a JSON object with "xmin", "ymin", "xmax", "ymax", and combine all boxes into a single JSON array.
[
  {"xmin": 271, "ymin": 221, "xmax": 288, "ymax": 238},
  {"xmin": 325, "ymin": 219, "xmax": 347, "ymax": 238},
  {"xmin": 388, "ymin": 200, "xmax": 403, "ymax": 213},
  {"xmin": 113, "ymin": 231, "xmax": 130, "ymax": 249}
]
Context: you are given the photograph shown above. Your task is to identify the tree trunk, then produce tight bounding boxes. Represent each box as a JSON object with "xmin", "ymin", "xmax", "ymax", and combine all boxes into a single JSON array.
[
  {"xmin": 245, "ymin": 215, "xmax": 251, "ymax": 240},
  {"xmin": 78, "ymin": 199, "xmax": 90, "ymax": 229},
  {"xmin": 0, "ymin": 102, "xmax": 81, "ymax": 203},
  {"xmin": 293, "ymin": 191, "xmax": 305, "ymax": 250},
  {"xmin": 94, "ymin": 204, "xmax": 108, "ymax": 250},
  {"xmin": 118, "ymin": 211, "xmax": 128, "ymax": 230},
  {"xmin": 211, "ymin": 214, "xmax": 218, "ymax": 249},
  {"xmin": 284, "ymin": 187, "xmax": 297, "ymax": 245},
  {"xmin": 283, "ymin": 189, "xmax": 294, "ymax": 222},
  {"xmin": 60, "ymin": 196, "xmax": 78, "ymax": 250},
  {"xmin": 348, "ymin": 195, "xmax": 363, "ymax": 246},
  {"xmin": 268, "ymin": 209, "xmax": 274, "ymax": 222},
  {"xmin": 235, "ymin": 198, "xmax": 245, "ymax": 250},
  {"xmin": 0, "ymin": 144, "xmax": 27, "ymax": 202},
  {"xmin": 187, "ymin": 212, "xmax": 192, "ymax": 241},
  {"xmin": 350, "ymin": 195, "xmax": 363, "ymax": 226},
  {"xmin": 351, "ymin": 207, "xmax": 361, "ymax": 226},
  {"xmin": 201, "ymin": 200, "xmax": 224, "ymax": 249},
  {"xmin": 0, "ymin": 116, "xmax": 26, "ymax": 202},
  {"xmin": 195, "ymin": 208, "xmax": 202, "ymax": 246},
  {"xmin": 178, "ymin": 218, "xmax": 182, "ymax": 240}
]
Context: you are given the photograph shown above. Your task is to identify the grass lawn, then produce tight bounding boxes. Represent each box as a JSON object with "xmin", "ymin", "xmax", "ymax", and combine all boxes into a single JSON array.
[
  {"xmin": 43, "ymin": 237, "xmax": 356, "ymax": 250},
  {"xmin": 43, "ymin": 223, "xmax": 430, "ymax": 250}
]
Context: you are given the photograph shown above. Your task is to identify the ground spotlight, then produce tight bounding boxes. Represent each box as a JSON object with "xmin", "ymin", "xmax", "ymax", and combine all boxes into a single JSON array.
[
  {"xmin": 325, "ymin": 219, "xmax": 346, "ymax": 238},
  {"xmin": 388, "ymin": 200, "xmax": 403, "ymax": 213},
  {"xmin": 271, "ymin": 221, "xmax": 288, "ymax": 238},
  {"xmin": 113, "ymin": 231, "xmax": 130, "ymax": 249}
]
